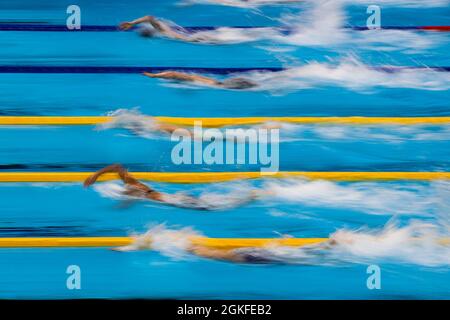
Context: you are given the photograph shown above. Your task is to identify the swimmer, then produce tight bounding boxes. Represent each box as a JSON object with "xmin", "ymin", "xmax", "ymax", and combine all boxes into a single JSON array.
[
  {"xmin": 144, "ymin": 120, "xmax": 187, "ymax": 135},
  {"xmin": 113, "ymin": 240, "xmax": 277, "ymax": 263},
  {"xmin": 143, "ymin": 71, "xmax": 258, "ymax": 90},
  {"xmin": 180, "ymin": 0, "xmax": 302, "ymax": 7},
  {"xmin": 119, "ymin": 14, "xmax": 280, "ymax": 44},
  {"xmin": 113, "ymin": 233, "xmax": 330, "ymax": 264},
  {"xmin": 196, "ymin": 0, "xmax": 303, "ymax": 6},
  {"xmin": 119, "ymin": 15, "xmax": 214, "ymax": 43},
  {"xmin": 187, "ymin": 245, "xmax": 280, "ymax": 264},
  {"xmin": 83, "ymin": 164, "xmax": 263, "ymax": 210}
]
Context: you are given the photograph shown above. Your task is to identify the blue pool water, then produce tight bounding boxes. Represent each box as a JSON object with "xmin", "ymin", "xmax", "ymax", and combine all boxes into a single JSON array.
[{"xmin": 0, "ymin": 0, "xmax": 450, "ymax": 299}]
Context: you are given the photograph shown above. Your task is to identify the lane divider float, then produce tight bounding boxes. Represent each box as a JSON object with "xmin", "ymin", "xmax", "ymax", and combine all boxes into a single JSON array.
[
  {"xmin": 1, "ymin": 66, "xmax": 450, "ymax": 74},
  {"xmin": 0, "ymin": 171, "xmax": 449, "ymax": 183},
  {"xmin": 0, "ymin": 236, "xmax": 448, "ymax": 249},
  {"xmin": 0, "ymin": 24, "xmax": 449, "ymax": 32},
  {"xmin": 0, "ymin": 237, "xmax": 328, "ymax": 249},
  {"xmin": 1, "ymin": 116, "xmax": 450, "ymax": 126}
]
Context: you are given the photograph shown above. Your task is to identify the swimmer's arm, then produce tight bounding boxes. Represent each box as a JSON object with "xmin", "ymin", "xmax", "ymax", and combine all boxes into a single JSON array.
[
  {"xmin": 190, "ymin": 246, "xmax": 244, "ymax": 262},
  {"xmin": 83, "ymin": 164, "xmax": 125, "ymax": 187},
  {"xmin": 119, "ymin": 16, "xmax": 155, "ymax": 30},
  {"xmin": 83, "ymin": 164, "xmax": 151, "ymax": 192},
  {"xmin": 136, "ymin": 16, "xmax": 191, "ymax": 41},
  {"xmin": 143, "ymin": 71, "xmax": 220, "ymax": 86},
  {"xmin": 119, "ymin": 15, "xmax": 174, "ymax": 33}
]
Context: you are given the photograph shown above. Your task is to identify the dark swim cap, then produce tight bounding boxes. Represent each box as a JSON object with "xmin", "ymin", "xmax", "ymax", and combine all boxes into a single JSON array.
[{"xmin": 221, "ymin": 78, "xmax": 258, "ymax": 90}]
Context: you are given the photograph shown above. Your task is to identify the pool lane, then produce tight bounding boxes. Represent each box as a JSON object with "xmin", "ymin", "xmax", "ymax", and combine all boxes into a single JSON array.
[
  {"xmin": 1, "ymin": 125, "xmax": 450, "ymax": 172},
  {"xmin": 1, "ymin": 248, "xmax": 448, "ymax": 299},
  {"xmin": 1, "ymin": 74, "xmax": 449, "ymax": 117}
]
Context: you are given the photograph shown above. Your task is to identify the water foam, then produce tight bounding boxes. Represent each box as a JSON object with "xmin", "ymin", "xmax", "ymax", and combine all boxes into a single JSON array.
[
  {"xmin": 97, "ymin": 108, "xmax": 161, "ymax": 139},
  {"xmin": 328, "ymin": 220, "xmax": 450, "ymax": 266},
  {"xmin": 266, "ymin": 179, "xmax": 449, "ymax": 215},
  {"xmin": 182, "ymin": 0, "xmax": 449, "ymax": 8},
  {"xmin": 100, "ymin": 109, "xmax": 450, "ymax": 143},
  {"xmin": 125, "ymin": 221, "xmax": 450, "ymax": 267},
  {"xmin": 93, "ymin": 180, "xmax": 259, "ymax": 211},
  {"xmin": 119, "ymin": 224, "xmax": 202, "ymax": 260},
  {"xmin": 258, "ymin": 122, "xmax": 450, "ymax": 142},
  {"xmin": 181, "ymin": 1, "xmax": 444, "ymax": 50},
  {"xmin": 247, "ymin": 57, "xmax": 450, "ymax": 92}
]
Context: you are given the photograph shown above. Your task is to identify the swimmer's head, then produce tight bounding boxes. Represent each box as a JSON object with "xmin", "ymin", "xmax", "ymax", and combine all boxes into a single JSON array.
[
  {"xmin": 139, "ymin": 23, "xmax": 157, "ymax": 37},
  {"xmin": 221, "ymin": 78, "xmax": 258, "ymax": 90}
]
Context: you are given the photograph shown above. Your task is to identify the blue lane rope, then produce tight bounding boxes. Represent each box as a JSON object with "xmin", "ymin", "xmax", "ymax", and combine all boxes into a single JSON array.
[
  {"xmin": 0, "ymin": 66, "xmax": 283, "ymax": 74},
  {"xmin": 0, "ymin": 66, "xmax": 449, "ymax": 74},
  {"xmin": 0, "ymin": 23, "xmax": 436, "ymax": 32}
]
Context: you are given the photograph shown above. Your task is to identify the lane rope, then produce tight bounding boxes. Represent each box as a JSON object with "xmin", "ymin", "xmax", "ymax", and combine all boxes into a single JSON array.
[
  {"xmin": 0, "ymin": 237, "xmax": 328, "ymax": 249},
  {"xmin": 0, "ymin": 24, "xmax": 449, "ymax": 32},
  {"xmin": 0, "ymin": 236, "xmax": 448, "ymax": 249},
  {"xmin": 0, "ymin": 66, "xmax": 450, "ymax": 74},
  {"xmin": 1, "ymin": 116, "xmax": 450, "ymax": 126},
  {"xmin": 0, "ymin": 172, "xmax": 449, "ymax": 183}
]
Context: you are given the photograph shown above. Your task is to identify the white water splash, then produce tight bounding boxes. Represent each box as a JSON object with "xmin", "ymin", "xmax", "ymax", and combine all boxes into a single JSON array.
[
  {"xmin": 92, "ymin": 180, "xmax": 258, "ymax": 211},
  {"xmin": 237, "ymin": 220, "xmax": 450, "ymax": 266},
  {"xmin": 258, "ymin": 122, "xmax": 450, "ymax": 142},
  {"xmin": 180, "ymin": 0, "xmax": 303, "ymax": 8},
  {"xmin": 92, "ymin": 182, "xmax": 130, "ymax": 200},
  {"xmin": 93, "ymin": 178, "xmax": 450, "ymax": 217},
  {"xmin": 159, "ymin": 186, "xmax": 258, "ymax": 210},
  {"xmin": 99, "ymin": 108, "xmax": 280, "ymax": 143},
  {"xmin": 97, "ymin": 108, "xmax": 161, "ymax": 138},
  {"xmin": 328, "ymin": 220, "xmax": 450, "ymax": 266},
  {"xmin": 266, "ymin": 180, "xmax": 450, "ymax": 215},
  {"xmin": 99, "ymin": 109, "xmax": 450, "ymax": 143},
  {"xmin": 118, "ymin": 224, "xmax": 201, "ymax": 260},
  {"xmin": 245, "ymin": 57, "xmax": 450, "ymax": 92},
  {"xmin": 124, "ymin": 221, "xmax": 450, "ymax": 267},
  {"xmin": 179, "ymin": 0, "xmax": 443, "ymax": 50},
  {"xmin": 343, "ymin": 0, "xmax": 449, "ymax": 8},
  {"xmin": 181, "ymin": 0, "xmax": 449, "ymax": 8},
  {"xmin": 150, "ymin": 58, "xmax": 450, "ymax": 93}
]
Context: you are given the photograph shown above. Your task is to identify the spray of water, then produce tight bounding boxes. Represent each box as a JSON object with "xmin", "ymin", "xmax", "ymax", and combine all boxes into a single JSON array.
[
  {"xmin": 181, "ymin": 0, "xmax": 444, "ymax": 50},
  {"xmin": 246, "ymin": 57, "xmax": 450, "ymax": 93},
  {"xmin": 125, "ymin": 221, "xmax": 450, "ymax": 267},
  {"xmin": 93, "ymin": 180, "xmax": 259, "ymax": 211},
  {"xmin": 99, "ymin": 109, "xmax": 450, "ymax": 143},
  {"xmin": 181, "ymin": 0, "xmax": 449, "ymax": 8},
  {"xmin": 265, "ymin": 179, "xmax": 449, "ymax": 216}
]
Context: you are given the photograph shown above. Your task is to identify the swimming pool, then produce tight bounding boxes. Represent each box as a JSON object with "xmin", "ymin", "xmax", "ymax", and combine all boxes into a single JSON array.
[{"xmin": 0, "ymin": 0, "xmax": 449, "ymax": 299}]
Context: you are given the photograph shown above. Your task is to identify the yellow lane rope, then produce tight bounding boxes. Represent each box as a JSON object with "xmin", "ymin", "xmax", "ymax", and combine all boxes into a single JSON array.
[
  {"xmin": 0, "ymin": 237, "xmax": 447, "ymax": 249},
  {"xmin": 0, "ymin": 237, "xmax": 328, "ymax": 249},
  {"xmin": 1, "ymin": 116, "xmax": 450, "ymax": 126},
  {"xmin": 0, "ymin": 171, "xmax": 449, "ymax": 183}
]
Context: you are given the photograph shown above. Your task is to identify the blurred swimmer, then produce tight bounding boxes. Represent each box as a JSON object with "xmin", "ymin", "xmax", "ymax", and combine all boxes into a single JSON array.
[
  {"xmin": 84, "ymin": 164, "xmax": 263, "ymax": 210},
  {"xmin": 118, "ymin": 14, "xmax": 277, "ymax": 44},
  {"xmin": 143, "ymin": 71, "xmax": 258, "ymax": 90},
  {"xmin": 119, "ymin": 15, "xmax": 217, "ymax": 43},
  {"xmin": 186, "ymin": 0, "xmax": 303, "ymax": 7},
  {"xmin": 113, "ymin": 233, "xmax": 331, "ymax": 264}
]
